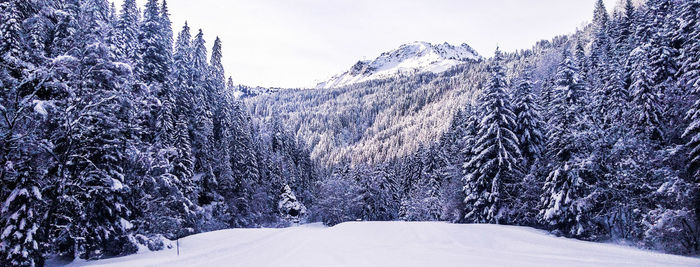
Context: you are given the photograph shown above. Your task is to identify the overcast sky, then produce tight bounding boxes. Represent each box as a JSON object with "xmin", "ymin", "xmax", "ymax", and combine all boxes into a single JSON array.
[{"xmin": 117, "ymin": 0, "xmax": 618, "ymax": 88}]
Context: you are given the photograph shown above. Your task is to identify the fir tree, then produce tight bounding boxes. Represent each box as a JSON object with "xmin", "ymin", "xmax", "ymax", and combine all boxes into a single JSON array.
[
  {"xmin": 138, "ymin": 0, "xmax": 170, "ymax": 85},
  {"xmin": 463, "ymin": 49, "xmax": 521, "ymax": 224},
  {"xmin": 539, "ymin": 50, "xmax": 589, "ymax": 237},
  {"xmin": 512, "ymin": 69, "xmax": 545, "ymax": 168},
  {"xmin": 115, "ymin": 0, "xmax": 139, "ymax": 63},
  {"xmin": 590, "ymin": 0, "xmax": 610, "ymax": 71},
  {"xmin": 59, "ymin": 0, "xmax": 136, "ymax": 259},
  {"xmin": 1, "ymin": 164, "xmax": 44, "ymax": 266},
  {"xmin": 630, "ymin": 45, "xmax": 663, "ymax": 141}
]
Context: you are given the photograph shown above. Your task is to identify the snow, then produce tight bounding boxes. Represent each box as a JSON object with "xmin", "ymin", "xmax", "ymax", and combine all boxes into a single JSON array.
[
  {"xmin": 33, "ymin": 100, "xmax": 48, "ymax": 116},
  {"xmin": 120, "ymin": 218, "xmax": 133, "ymax": 230},
  {"xmin": 63, "ymin": 222, "xmax": 698, "ymax": 267},
  {"xmin": 111, "ymin": 178, "xmax": 124, "ymax": 190},
  {"xmin": 316, "ymin": 41, "xmax": 481, "ymax": 89}
]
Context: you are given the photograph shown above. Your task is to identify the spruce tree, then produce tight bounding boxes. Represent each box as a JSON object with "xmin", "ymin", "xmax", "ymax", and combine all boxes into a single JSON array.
[
  {"xmin": 172, "ymin": 22, "xmax": 194, "ymax": 117},
  {"xmin": 1, "ymin": 163, "xmax": 44, "ymax": 266},
  {"xmin": 539, "ymin": 50, "xmax": 589, "ymax": 237},
  {"xmin": 115, "ymin": 0, "xmax": 139, "ymax": 63},
  {"xmin": 677, "ymin": 0, "xmax": 700, "ymax": 89},
  {"xmin": 138, "ymin": 0, "xmax": 170, "ymax": 85},
  {"xmin": 59, "ymin": 0, "xmax": 135, "ymax": 259},
  {"xmin": 463, "ymin": 49, "xmax": 521, "ymax": 224},
  {"xmin": 630, "ymin": 45, "xmax": 663, "ymax": 141},
  {"xmin": 512, "ymin": 69, "xmax": 545, "ymax": 168},
  {"xmin": 0, "ymin": 4, "xmax": 48, "ymax": 264},
  {"xmin": 590, "ymin": 0, "xmax": 610, "ymax": 72}
]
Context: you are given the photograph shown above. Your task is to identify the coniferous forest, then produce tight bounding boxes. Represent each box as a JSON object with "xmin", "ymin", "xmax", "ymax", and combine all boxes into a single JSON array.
[{"xmin": 0, "ymin": 0, "xmax": 699, "ymax": 266}]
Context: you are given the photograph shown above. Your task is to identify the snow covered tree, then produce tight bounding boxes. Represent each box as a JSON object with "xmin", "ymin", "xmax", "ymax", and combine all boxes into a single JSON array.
[
  {"xmin": 601, "ymin": 61, "xmax": 630, "ymax": 128},
  {"xmin": 630, "ymin": 45, "xmax": 663, "ymax": 141},
  {"xmin": 314, "ymin": 166, "xmax": 361, "ymax": 226},
  {"xmin": 54, "ymin": 0, "xmax": 137, "ymax": 259},
  {"xmin": 539, "ymin": 50, "xmax": 590, "ymax": 237},
  {"xmin": 172, "ymin": 21, "xmax": 193, "ymax": 117},
  {"xmin": 1, "ymin": 164, "xmax": 44, "ymax": 267},
  {"xmin": 355, "ymin": 164, "xmax": 398, "ymax": 221},
  {"xmin": 190, "ymin": 30, "xmax": 215, "ymax": 180},
  {"xmin": 590, "ymin": 0, "xmax": 610, "ymax": 72},
  {"xmin": 463, "ymin": 49, "xmax": 521, "ymax": 224},
  {"xmin": 683, "ymin": 84, "xmax": 700, "ymax": 182},
  {"xmin": 402, "ymin": 146, "xmax": 444, "ymax": 221},
  {"xmin": 0, "ymin": 2, "xmax": 48, "ymax": 256},
  {"xmin": 676, "ymin": 0, "xmax": 700, "ymax": 90},
  {"xmin": 278, "ymin": 185, "xmax": 306, "ymax": 223},
  {"xmin": 138, "ymin": 0, "xmax": 170, "ymax": 85},
  {"xmin": 114, "ymin": 0, "xmax": 139, "ymax": 63},
  {"xmin": 173, "ymin": 115, "xmax": 196, "ymax": 199},
  {"xmin": 512, "ymin": 69, "xmax": 545, "ymax": 168},
  {"xmin": 160, "ymin": 0, "xmax": 173, "ymax": 64},
  {"xmin": 209, "ymin": 37, "xmax": 225, "ymax": 91}
]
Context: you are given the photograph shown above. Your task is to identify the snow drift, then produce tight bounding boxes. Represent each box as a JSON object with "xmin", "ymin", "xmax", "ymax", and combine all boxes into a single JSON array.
[{"xmin": 64, "ymin": 222, "xmax": 699, "ymax": 267}]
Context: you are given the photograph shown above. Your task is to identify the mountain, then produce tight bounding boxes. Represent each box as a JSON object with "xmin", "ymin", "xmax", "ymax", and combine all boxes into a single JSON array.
[{"xmin": 315, "ymin": 41, "xmax": 481, "ymax": 89}]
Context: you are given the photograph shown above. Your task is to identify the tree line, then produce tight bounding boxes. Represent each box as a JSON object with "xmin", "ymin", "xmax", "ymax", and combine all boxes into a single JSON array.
[{"xmin": 0, "ymin": 0, "xmax": 316, "ymax": 265}]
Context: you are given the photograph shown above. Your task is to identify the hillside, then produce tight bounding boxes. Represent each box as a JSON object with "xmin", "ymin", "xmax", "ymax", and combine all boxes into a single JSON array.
[{"xmin": 246, "ymin": 37, "xmax": 568, "ymax": 166}]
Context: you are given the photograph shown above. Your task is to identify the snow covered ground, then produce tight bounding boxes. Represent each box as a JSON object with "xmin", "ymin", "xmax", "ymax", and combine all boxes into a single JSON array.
[{"xmin": 63, "ymin": 222, "xmax": 699, "ymax": 267}]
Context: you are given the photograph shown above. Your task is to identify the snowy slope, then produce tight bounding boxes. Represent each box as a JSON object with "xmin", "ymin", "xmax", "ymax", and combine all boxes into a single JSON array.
[
  {"xmin": 64, "ymin": 222, "xmax": 698, "ymax": 267},
  {"xmin": 316, "ymin": 41, "xmax": 480, "ymax": 89}
]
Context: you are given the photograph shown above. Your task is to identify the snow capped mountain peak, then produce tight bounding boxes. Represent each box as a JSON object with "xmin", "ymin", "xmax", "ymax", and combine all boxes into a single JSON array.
[{"xmin": 316, "ymin": 41, "xmax": 481, "ymax": 89}]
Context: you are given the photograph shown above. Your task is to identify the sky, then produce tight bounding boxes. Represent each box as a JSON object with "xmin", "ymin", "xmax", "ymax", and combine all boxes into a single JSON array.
[{"xmin": 117, "ymin": 0, "xmax": 618, "ymax": 88}]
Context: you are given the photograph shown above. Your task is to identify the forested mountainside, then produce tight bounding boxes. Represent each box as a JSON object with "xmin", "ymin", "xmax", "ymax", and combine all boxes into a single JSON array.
[
  {"xmin": 247, "ymin": 38, "xmax": 567, "ymax": 167},
  {"xmin": 0, "ymin": 0, "xmax": 316, "ymax": 265},
  {"xmin": 249, "ymin": 0, "xmax": 700, "ymax": 256}
]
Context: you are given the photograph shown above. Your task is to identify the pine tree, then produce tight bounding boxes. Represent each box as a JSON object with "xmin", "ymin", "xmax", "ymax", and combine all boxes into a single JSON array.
[
  {"xmin": 0, "ymin": 3, "xmax": 47, "ymax": 260},
  {"xmin": 173, "ymin": 115, "xmax": 196, "ymax": 199},
  {"xmin": 209, "ymin": 37, "xmax": 225, "ymax": 91},
  {"xmin": 539, "ymin": 50, "xmax": 589, "ymax": 237},
  {"xmin": 138, "ymin": 0, "xmax": 170, "ymax": 85},
  {"xmin": 1, "ymin": 164, "xmax": 44, "ymax": 266},
  {"xmin": 58, "ymin": 0, "xmax": 136, "ymax": 259},
  {"xmin": 172, "ymin": 22, "xmax": 195, "ymax": 119},
  {"xmin": 645, "ymin": 0, "xmax": 677, "ymax": 91},
  {"xmin": 114, "ymin": 0, "xmax": 139, "ymax": 63},
  {"xmin": 630, "ymin": 45, "xmax": 663, "ymax": 141},
  {"xmin": 160, "ymin": 0, "xmax": 173, "ymax": 64},
  {"xmin": 190, "ymin": 30, "xmax": 215, "ymax": 196},
  {"xmin": 613, "ymin": 0, "xmax": 635, "ymax": 61},
  {"xmin": 676, "ymin": 0, "xmax": 700, "ymax": 89},
  {"xmin": 463, "ymin": 49, "xmax": 521, "ymax": 224},
  {"xmin": 512, "ymin": 69, "xmax": 545, "ymax": 168},
  {"xmin": 590, "ymin": 0, "xmax": 610, "ymax": 71},
  {"xmin": 228, "ymin": 99, "xmax": 260, "ymax": 226},
  {"xmin": 192, "ymin": 29, "xmax": 209, "ymax": 88},
  {"xmin": 421, "ymin": 146, "xmax": 443, "ymax": 220},
  {"xmin": 278, "ymin": 185, "xmax": 306, "ymax": 223}
]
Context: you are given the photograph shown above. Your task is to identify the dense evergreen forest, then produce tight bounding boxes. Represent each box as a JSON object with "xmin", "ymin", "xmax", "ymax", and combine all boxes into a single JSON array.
[
  {"xmin": 0, "ymin": 0, "xmax": 316, "ymax": 265},
  {"xmin": 0, "ymin": 0, "xmax": 699, "ymax": 266}
]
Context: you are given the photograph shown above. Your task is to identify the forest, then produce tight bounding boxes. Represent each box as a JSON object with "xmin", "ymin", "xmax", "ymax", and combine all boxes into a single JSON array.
[
  {"xmin": 0, "ymin": 0, "xmax": 698, "ymax": 266},
  {"xmin": 250, "ymin": 0, "xmax": 700, "ymax": 256}
]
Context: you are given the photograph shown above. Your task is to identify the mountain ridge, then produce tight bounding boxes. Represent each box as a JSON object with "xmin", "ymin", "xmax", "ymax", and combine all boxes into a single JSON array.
[{"xmin": 315, "ymin": 41, "xmax": 481, "ymax": 89}]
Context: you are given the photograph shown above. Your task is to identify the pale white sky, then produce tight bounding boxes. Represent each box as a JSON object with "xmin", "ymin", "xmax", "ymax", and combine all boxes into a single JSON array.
[{"xmin": 117, "ymin": 0, "xmax": 617, "ymax": 88}]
